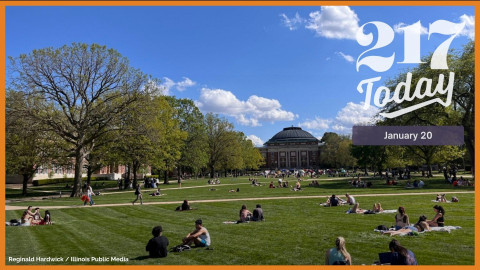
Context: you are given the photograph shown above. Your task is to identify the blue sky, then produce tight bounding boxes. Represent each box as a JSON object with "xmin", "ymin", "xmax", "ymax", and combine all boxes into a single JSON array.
[{"xmin": 6, "ymin": 5, "xmax": 475, "ymax": 146}]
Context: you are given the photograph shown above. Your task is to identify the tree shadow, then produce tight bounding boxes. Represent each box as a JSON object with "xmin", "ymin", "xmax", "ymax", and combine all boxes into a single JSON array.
[{"xmin": 130, "ymin": 255, "xmax": 151, "ymax": 261}]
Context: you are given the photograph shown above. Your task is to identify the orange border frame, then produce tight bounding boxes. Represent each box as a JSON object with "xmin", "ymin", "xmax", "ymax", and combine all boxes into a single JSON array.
[{"xmin": 1, "ymin": 1, "xmax": 478, "ymax": 270}]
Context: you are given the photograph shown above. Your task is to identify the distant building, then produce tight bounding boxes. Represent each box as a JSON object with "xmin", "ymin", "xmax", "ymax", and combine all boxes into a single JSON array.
[{"xmin": 258, "ymin": 127, "xmax": 321, "ymax": 169}]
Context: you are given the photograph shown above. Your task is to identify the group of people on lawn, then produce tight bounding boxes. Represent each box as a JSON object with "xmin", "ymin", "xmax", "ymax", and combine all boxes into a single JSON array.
[
  {"xmin": 324, "ymin": 204, "xmax": 446, "ymax": 265},
  {"xmin": 18, "ymin": 206, "xmax": 51, "ymax": 226},
  {"xmin": 145, "ymin": 203, "xmax": 264, "ymax": 258}
]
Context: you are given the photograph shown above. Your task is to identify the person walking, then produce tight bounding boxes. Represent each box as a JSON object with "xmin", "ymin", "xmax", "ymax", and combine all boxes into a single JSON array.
[
  {"xmin": 84, "ymin": 184, "xmax": 95, "ymax": 206},
  {"xmin": 132, "ymin": 184, "xmax": 143, "ymax": 205}
]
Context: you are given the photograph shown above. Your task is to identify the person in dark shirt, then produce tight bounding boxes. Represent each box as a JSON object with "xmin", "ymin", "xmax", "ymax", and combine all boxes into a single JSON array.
[
  {"xmin": 252, "ymin": 204, "xmax": 264, "ymax": 221},
  {"xmin": 389, "ymin": 239, "xmax": 418, "ymax": 265},
  {"xmin": 146, "ymin": 225, "xmax": 169, "ymax": 258}
]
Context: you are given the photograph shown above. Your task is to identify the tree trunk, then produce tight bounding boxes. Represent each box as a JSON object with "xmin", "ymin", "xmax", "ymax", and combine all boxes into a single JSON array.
[
  {"xmin": 22, "ymin": 173, "xmax": 32, "ymax": 196},
  {"xmin": 133, "ymin": 162, "xmax": 138, "ymax": 188},
  {"xmin": 71, "ymin": 148, "xmax": 85, "ymax": 197},
  {"xmin": 210, "ymin": 165, "xmax": 215, "ymax": 179},
  {"xmin": 87, "ymin": 165, "xmax": 93, "ymax": 186},
  {"xmin": 163, "ymin": 170, "xmax": 169, "ymax": 184},
  {"xmin": 124, "ymin": 164, "xmax": 131, "ymax": 189}
]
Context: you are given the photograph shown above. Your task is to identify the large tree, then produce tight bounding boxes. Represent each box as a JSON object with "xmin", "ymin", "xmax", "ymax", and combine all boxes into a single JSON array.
[
  {"xmin": 165, "ymin": 97, "xmax": 208, "ymax": 178},
  {"xmin": 380, "ymin": 42, "xmax": 473, "ymax": 175},
  {"xmin": 9, "ymin": 43, "xmax": 152, "ymax": 196},
  {"xmin": 6, "ymin": 90, "xmax": 66, "ymax": 195},
  {"xmin": 204, "ymin": 113, "xmax": 235, "ymax": 178}
]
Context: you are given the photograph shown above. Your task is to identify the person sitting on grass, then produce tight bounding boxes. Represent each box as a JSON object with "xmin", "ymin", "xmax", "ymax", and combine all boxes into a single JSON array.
[
  {"xmin": 239, "ymin": 204, "xmax": 252, "ymax": 222},
  {"xmin": 176, "ymin": 200, "xmax": 192, "ymax": 211},
  {"xmin": 26, "ymin": 206, "xmax": 35, "ymax": 223},
  {"xmin": 252, "ymin": 204, "xmax": 264, "ymax": 221},
  {"xmin": 20, "ymin": 211, "xmax": 30, "ymax": 226},
  {"xmin": 345, "ymin": 193, "xmax": 356, "ymax": 205},
  {"xmin": 395, "ymin": 206, "xmax": 410, "ymax": 230},
  {"xmin": 40, "ymin": 210, "xmax": 52, "ymax": 225},
  {"xmin": 384, "ymin": 239, "xmax": 418, "ymax": 265},
  {"xmin": 293, "ymin": 181, "xmax": 302, "ymax": 191},
  {"xmin": 451, "ymin": 196, "xmax": 459, "ymax": 202},
  {"xmin": 269, "ymin": 181, "xmax": 275, "ymax": 188},
  {"xmin": 146, "ymin": 225, "xmax": 169, "ymax": 258},
  {"xmin": 427, "ymin": 205, "xmax": 445, "ymax": 227},
  {"xmin": 31, "ymin": 208, "xmax": 43, "ymax": 225},
  {"xmin": 325, "ymin": 236, "xmax": 352, "ymax": 265},
  {"xmin": 182, "ymin": 219, "xmax": 211, "ymax": 247},
  {"xmin": 382, "ymin": 215, "xmax": 430, "ymax": 236},
  {"xmin": 150, "ymin": 188, "xmax": 161, "ymax": 196}
]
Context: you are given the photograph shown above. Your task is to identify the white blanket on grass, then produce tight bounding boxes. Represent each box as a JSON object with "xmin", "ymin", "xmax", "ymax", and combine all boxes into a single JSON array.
[
  {"xmin": 345, "ymin": 209, "xmax": 397, "ymax": 214},
  {"xmin": 374, "ymin": 226, "xmax": 462, "ymax": 236},
  {"xmin": 431, "ymin": 200, "xmax": 451, "ymax": 203}
]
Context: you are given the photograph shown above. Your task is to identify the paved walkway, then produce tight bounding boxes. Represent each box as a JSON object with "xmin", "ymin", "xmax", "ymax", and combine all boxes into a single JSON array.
[{"xmin": 5, "ymin": 191, "xmax": 474, "ymax": 211}]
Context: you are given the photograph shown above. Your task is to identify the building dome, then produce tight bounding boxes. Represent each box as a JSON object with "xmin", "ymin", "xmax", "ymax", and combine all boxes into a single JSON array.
[{"xmin": 265, "ymin": 127, "xmax": 318, "ymax": 145}]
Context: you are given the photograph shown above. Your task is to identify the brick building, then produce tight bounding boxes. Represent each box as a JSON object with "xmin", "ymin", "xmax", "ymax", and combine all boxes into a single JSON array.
[{"xmin": 258, "ymin": 127, "xmax": 321, "ymax": 170}]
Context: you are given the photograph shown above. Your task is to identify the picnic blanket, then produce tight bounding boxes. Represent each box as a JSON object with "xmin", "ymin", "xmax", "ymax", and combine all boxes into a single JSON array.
[
  {"xmin": 346, "ymin": 209, "xmax": 397, "ymax": 214},
  {"xmin": 374, "ymin": 226, "xmax": 462, "ymax": 236},
  {"xmin": 431, "ymin": 200, "xmax": 451, "ymax": 203}
]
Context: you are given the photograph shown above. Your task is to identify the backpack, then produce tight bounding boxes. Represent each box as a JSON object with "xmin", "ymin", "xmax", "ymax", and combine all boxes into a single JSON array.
[{"xmin": 377, "ymin": 225, "xmax": 388, "ymax": 231}]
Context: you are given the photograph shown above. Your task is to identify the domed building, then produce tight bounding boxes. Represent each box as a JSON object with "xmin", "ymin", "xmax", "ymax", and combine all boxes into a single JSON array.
[{"xmin": 258, "ymin": 127, "xmax": 321, "ymax": 169}]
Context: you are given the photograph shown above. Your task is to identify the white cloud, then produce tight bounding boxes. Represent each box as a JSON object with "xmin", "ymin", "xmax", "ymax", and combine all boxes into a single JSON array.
[
  {"xmin": 298, "ymin": 102, "xmax": 379, "ymax": 134},
  {"xmin": 161, "ymin": 77, "xmax": 196, "ymax": 94},
  {"xmin": 459, "ymin": 14, "xmax": 475, "ymax": 39},
  {"xmin": 280, "ymin": 12, "xmax": 305, "ymax": 31},
  {"xmin": 160, "ymin": 77, "xmax": 175, "ymax": 95},
  {"xmin": 247, "ymin": 135, "xmax": 264, "ymax": 147},
  {"xmin": 336, "ymin": 51, "xmax": 354, "ymax": 63},
  {"xmin": 393, "ymin": 22, "xmax": 428, "ymax": 35},
  {"xmin": 176, "ymin": 77, "xmax": 196, "ymax": 91},
  {"xmin": 332, "ymin": 124, "xmax": 349, "ymax": 132},
  {"xmin": 196, "ymin": 88, "xmax": 297, "ymax": 127},
  {"xmin": 306, "ymin": 6, "xmax": 360, "ymax": 40},
  {"xmin": 335, "ymin": 102, "xmax": 379, "ymax": 126},
  {"xmin": 298, "ymin": 117, "xmax": 332, "ymax": 130}
]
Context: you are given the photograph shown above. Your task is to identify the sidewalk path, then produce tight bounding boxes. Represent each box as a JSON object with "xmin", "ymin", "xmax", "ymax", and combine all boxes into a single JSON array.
[{"xmin": 5, "ymin": 191, "xmax": 474, "ymax": 211}]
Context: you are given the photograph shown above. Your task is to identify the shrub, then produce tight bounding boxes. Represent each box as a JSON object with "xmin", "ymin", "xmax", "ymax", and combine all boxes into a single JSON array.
[{"xmin": 33, "ymin": 176, "xmax": 110, "ymax": 186}]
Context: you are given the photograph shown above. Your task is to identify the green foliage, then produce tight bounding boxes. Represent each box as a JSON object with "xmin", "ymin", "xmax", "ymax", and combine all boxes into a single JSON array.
[
  {"xmin": 379, "ymin": 41, "xmax": 474, "ymax": 173},
  {"xmin": 321, "ymin": 132, "xmax": 356, "ymax": 168},
  {"xmin": 9, "ymin": 43, "xmax": 156, "ymax": 196},
  {"xmin": 33, "ymin": 177, "xmax": 111, "ymax": 186}
]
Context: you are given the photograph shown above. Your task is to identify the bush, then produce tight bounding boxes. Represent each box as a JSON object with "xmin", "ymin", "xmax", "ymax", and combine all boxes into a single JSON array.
[{"xmin": 33, "ymin": 176, "xmax": 110, "ymax": 186}]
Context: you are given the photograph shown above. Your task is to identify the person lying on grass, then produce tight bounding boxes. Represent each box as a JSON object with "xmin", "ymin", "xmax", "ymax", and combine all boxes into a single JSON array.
[
  {"xmin": 150, "ymin": 188, "xmax": 162, "ymax": 196},
  {"xmin": 382, "ymin": 216, "xmax": 430, "ymax": 236},
  {"xmin": 427, "ymin": 205, "xmax": 445, "ymax": 227},
  {"xmin": 182, "ymin": 219, "xmax": 211, "ymax": 247},
  {"xmin": 348, "ymin": 203, "xmax": 365, "ymax": 214},
  {"xmin": 146, "ymin": 225, "xmax": 169, "ymax": 258},
  {"xmin": 373, "ymin": 203, "xmax": 384, "ymax": 213}
]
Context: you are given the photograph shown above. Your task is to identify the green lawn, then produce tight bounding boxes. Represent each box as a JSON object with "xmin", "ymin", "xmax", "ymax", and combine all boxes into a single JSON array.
[{"xmin": 5, "ymin": 176, "xmax": 475, "ymax": 265}]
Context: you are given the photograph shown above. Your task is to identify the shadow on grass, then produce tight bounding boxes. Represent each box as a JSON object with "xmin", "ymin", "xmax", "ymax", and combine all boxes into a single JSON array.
[{"xmin": 130, "ymin": 255, "xmax": 151, "ymax": 261}]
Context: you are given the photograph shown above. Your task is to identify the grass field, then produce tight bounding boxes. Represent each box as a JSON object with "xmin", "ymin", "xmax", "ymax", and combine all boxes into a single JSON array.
[{"xmin": 5, "ymin": 175, "xmax": 475, "ymax": 265}]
